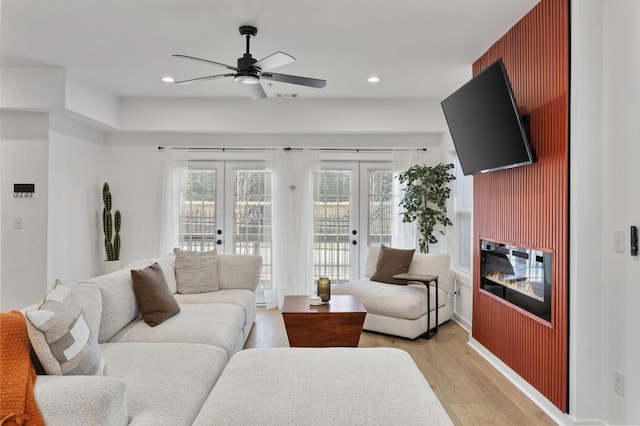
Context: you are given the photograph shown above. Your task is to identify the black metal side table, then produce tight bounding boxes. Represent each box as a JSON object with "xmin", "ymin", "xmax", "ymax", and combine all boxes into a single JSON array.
[{"xmin": 393, "ymin": 273, "xmax": 439, "ymax": 339}]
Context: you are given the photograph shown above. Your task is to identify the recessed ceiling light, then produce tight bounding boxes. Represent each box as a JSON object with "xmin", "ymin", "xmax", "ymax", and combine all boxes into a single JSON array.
[
  {"xmin": 367, "ymin": 75, "xmax": 381, "ymax": 84},
  {"xmin": 161, "ymin": 76, "xmax": 175, "ymax": 83}
]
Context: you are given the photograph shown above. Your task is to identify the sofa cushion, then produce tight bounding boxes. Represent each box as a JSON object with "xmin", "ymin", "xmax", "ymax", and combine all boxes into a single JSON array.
[
  {"xmin": 101, "ymin": 342, "xmax": 226, "ymax": 426},
  {"xmin": 108, "ymin": 303, "xmax": 246, "ymax": 358},
  {"xmin": 34, "ymin": 375, "xmax": 128, "ymax": 426},
  {"xmin": 174, "ymin": 289, "xmax": 257, "ymax": 340},
  {"xmin": 155, "ymin": 252, "xmax": 178, "ymax": 294},
  {"xmin": 407, "ymin": 253, "xmax": 454, "ymax": 294},
  {"xmin": 25, "ymin": 281, "xmax": 105, "ymax": 375},
  {"xmin": 370, "ymin": 246, "xmax": 415, "ymax": 285},
  {"xmin": 174, "ymin": 288, "xmax": 255, "ymax": 310},
  {"xmin": 131, "ymin": 262, "xmax": 180, "ymax": 326},
  {"xmin": 363, "ymin": 247, "xmax": 454, "ymax": 294},
  {"xmin": 217, "ymin": 254, "xmax": 261, "ymax": 291},
  {"xmin": 332, "ymin": 278, "xmax": 447, "ymax": 320},
  {"xmin": 174, "ymin": 248, "xmax": 220, "ymax": 294},
  {"xmin": 363, "ymin": 246, "xmax": 382, "ymax": 278},
  {"xmin": 81, "ymin": 259, "xmax": 154, "ymax": 343}
]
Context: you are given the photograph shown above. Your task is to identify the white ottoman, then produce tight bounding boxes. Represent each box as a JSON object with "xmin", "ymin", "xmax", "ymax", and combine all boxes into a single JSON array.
[{"xmin": 193, "ymin": 347, "xmax": 453, "ymax": 425}]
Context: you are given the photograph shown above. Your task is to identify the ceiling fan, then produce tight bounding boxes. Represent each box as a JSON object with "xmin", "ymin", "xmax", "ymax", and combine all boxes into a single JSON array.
[{"xmin": 172, "ymin": 25, "xmax": 326, "ymax": 100}]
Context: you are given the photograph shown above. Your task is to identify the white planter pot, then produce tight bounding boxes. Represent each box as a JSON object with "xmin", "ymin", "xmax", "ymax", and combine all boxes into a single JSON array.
[{"xmin": 101, "ymin": 260, "xmax": 123, "ymax": 275}]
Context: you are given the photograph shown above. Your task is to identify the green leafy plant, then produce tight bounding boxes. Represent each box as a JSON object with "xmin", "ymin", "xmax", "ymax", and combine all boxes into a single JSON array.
[
  {"xmin": 102, "ymin": 182, "xmax": 121, "ymax": 261},
  {"xmin": 398, "ymin": 163, "xmax": 455, "ymax": 253}
]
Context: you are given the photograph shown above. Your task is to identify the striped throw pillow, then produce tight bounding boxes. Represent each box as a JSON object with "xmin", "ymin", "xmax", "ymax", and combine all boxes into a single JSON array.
[{"xmin": 25, "ymin": 281, "xmax": 105, "ymax": 375}]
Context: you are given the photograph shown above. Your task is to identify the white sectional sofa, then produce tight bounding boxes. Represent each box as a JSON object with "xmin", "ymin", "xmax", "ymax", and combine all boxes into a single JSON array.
[
  {"xmin": 29, "ymin": 252, "xmax": 261, "ymax": 425},
  {"xmin": 332, "ymin": 246, "xmax": 455, "ymax": 339},
  {"xmin": 21, "ymin": 250, "xmax": 453, "ymax": 425}
]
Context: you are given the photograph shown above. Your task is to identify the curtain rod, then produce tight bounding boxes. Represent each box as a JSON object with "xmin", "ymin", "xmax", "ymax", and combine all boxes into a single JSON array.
[{"xmin": 157, "ymin": 146, "xmax": 427, "ymax": 152}]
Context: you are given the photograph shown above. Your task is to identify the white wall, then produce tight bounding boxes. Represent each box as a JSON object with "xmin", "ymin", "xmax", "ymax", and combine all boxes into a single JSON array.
[
  {"xmin": 569, "ymin": 1, "xmax": 604, "ymax": 421},
  {"xmin": 571, "ymin": 0, "xmax": 640, "ymax": 423},
  {"xmin": 0, "ymin": 68, "xmax": 65, "ymax": 110},
  {"xmin": 47, "ymin": 115, "xmax": 105, "ymax": 287},
  {"xmin": 600, "ymin": 1, "xmax": 640, "ymax": 423},
  {"xmin": 119, "ymin": 98, "xmax": 448, "ymax": 134},
  {"xmin": 64, "ymin": 70, "xmax": 120, "ymax": 129},
  {"xmin": 0, "ymin": 112, "xmax": 50, "ymax": 310},
  {"xmin": 104, "ymin": 145, "xmax": 162, "ymax": 263}
]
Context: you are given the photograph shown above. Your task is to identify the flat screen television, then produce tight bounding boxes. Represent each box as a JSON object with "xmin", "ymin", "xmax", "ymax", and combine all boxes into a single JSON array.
[{"xmin": 441, "ymin": 58, "xmax": 536, "ymax": 175}]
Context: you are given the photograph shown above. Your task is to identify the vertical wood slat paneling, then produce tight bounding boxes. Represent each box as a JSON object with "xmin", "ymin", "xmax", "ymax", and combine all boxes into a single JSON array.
[{"xmin": 471, "ymin": 0, "xmax": 569, "ymax": 412}]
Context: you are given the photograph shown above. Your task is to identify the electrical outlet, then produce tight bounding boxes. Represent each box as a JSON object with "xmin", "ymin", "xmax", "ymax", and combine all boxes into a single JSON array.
[
  {"xmin": 614, "ymin": 369, "xmax": 625, "ymax": 397},
  {"xmin": 614, "ymin": 230, "xmax": 625, "ymax": 253}
]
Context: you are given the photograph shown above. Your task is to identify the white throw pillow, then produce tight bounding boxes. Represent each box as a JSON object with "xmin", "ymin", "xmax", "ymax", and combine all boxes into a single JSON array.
[
  {"xmin": 25, "ymin": 280, "xmax": 105, "ymax": 375},
  {"xmin": 174, "ymin": 248, "xmax": 219, "ymax": 294}
]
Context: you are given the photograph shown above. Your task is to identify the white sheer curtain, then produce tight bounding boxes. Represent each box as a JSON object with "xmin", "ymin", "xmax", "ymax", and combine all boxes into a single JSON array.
[
  {"xmin": 155, "ymin": 148, "xmax": 189, "ymax": 257},
  {"xmin": 391, "ymin": 149, "xmax": 427, "ymax": 249},
  {"xmin": 265, "ymin": 149, "xmax": 320, "ymax": 309}
]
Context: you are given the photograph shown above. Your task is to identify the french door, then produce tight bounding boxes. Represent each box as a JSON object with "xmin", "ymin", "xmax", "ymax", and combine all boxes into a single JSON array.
[
  {"xmin": 178, "ymin": 161, "xmax": 272, "ymax": 291},
  {"xmin": 313, "ymin": 162, "xmax": 394, "ymax": 282}
]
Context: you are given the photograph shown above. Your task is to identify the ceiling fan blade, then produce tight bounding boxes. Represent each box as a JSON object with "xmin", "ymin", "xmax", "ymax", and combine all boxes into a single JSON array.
[
  {"xmin": 248, "ymin": 83, "xmax": 267, "ymax": 100},
  {"xmin": 174, "ymin": 73, "xmax": 234, "ymax": 84},
  {"xmin": 172, "ymin": 54, "xmax": 238, "ymax": 71},
  {"xmin": 254, "ymin": 51, "xmax": 295, "ymax": 71},
  {"xmin": 262, "ymin": 72, "xmax": 326, "ymax": 89}
]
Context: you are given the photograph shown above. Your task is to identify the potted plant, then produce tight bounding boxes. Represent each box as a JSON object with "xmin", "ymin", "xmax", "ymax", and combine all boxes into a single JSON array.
[
  {"xmin": 101, "ymin": 182, "xmax": 122, "ymax": 274},
  {"xmin": 398, "ymin": 163, "xmax": 455, "ymax": 253}
]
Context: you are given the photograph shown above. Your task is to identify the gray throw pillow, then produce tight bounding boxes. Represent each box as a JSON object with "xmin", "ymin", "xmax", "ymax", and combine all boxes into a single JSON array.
[
  {"xmin": 173, "ymin": 248, "xmax": 219, "ymax": 294},
  {"xmin": 370, "ymin": 246, "xmax": 416, "ymax": 285},
  {"xmin": 131, "ymin": 262, "xmax": 180, "ymax": 326},
  {"xmin": 25, "ymin": 280, "xmax": 105, "ymax": 375}
]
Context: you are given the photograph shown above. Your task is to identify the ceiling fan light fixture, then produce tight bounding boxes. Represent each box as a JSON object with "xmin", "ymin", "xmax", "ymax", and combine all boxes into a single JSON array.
[
  {"xmin": 161, "ymin": 75, "xmax": 175, "ymax": 83},
  {"xmin": 367, "ymin": 75, "xmax": 381, "ymax": 84},
  {"xmin": 234, "ymin": 74, "xmax": 260, "ymax": 85}
]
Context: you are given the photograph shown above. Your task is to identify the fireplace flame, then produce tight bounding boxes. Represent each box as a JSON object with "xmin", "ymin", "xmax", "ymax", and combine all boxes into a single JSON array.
[{"xmin": 485, "ymin": 271, "xmax": 540, "ymax": 300}]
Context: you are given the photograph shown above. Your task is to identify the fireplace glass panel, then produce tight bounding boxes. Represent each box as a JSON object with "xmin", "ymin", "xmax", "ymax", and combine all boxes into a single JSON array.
[{"xmin": 480, "ymin": 240, "xmax": 552, "ymax": 322}]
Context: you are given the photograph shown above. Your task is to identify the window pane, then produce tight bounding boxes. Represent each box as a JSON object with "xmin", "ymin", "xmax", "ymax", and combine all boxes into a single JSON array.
[
  {"xmin": 368, "ymin": 170, "xmax": 393, "ymax": 247},
  {"xmin": 453, "ymin": 155, "xmax": 473, "ymax": 270},
  {"xmin": 457, "ymin": 211, "xmax": 472, "ymax": 269},
  {"xmin": 178, "ymin": 170, "xmax": 217, "ymax": 252},
  {"xmin": 313, "ymin": 170, "xmax": 351, "ymax": 282},
  {"xmin": 234, "ymin": 170, "xmax": 272, "ymax": 291}
]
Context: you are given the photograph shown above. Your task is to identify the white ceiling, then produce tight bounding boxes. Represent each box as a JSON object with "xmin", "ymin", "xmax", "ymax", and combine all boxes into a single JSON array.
[{"xmin": 0, "ymin": 0, "xmax": 538, "ymax": 101}]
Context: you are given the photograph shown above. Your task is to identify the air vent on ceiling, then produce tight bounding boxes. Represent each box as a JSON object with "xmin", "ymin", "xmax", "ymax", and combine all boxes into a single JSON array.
[{"xmin": 274, "ymin": 93, "xmax": 299, "ymax": 99}]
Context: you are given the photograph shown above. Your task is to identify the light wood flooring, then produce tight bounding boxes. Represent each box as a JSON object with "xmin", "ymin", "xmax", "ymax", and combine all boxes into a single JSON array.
[{"xmin": 244, "ymin": 307, "xmax": 556, "ymax": 425}]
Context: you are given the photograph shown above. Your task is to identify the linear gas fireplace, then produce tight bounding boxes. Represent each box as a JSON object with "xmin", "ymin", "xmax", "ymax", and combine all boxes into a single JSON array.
[{"xmin": 480, "ymin": 240, "xmax": 552, "ymax": 322}]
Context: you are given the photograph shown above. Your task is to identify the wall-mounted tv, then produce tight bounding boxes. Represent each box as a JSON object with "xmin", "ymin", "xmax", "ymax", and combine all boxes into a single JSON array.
[{"xmin": 441, "ymin": 58, "xmax": 536, "ymax": 176}]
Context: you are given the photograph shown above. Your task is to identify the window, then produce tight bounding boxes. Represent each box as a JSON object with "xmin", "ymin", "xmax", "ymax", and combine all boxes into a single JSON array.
[
  {"xmin": 178, "ymin": 170, "xmax": 218, "ymax": 252},
  {"xmin": 452, "ymin": 156, "xmax": 473, "ymax": 270},
  {"xmin": 178, "ymin": 162, "xmax": 272, "ymax": 291},
  {"xmin": 313, "ymin": 162, "xmax": 394, "ymax": 282},
  {"xmin": 233, "ymin": 170, "xmax": 272, "ymax": 290},
  {"xmin": 313, "ymin": 169, "xmax": 353, "ymax": 282},
  {"xmin": 367, "ymin": 170, "xmax": 394, "ymax": 247}
]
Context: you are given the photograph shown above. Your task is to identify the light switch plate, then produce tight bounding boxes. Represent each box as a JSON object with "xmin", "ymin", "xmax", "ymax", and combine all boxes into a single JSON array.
[
  {"xmin": 14, "ymin": 217, "xmax": 23, "ymax": 230},
  {"xmin": 614, "ymin": 230, "xmax": 625, "ymax": 253}
]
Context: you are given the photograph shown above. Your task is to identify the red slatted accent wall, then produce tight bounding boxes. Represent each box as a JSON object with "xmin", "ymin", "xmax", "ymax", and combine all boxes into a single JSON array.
[{"xmin": 471, "ymin": 0, "xmax": 569, "ymax": 412}]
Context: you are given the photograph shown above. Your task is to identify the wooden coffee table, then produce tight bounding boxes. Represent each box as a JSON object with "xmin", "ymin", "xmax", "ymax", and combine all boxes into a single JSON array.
[{"xmin": 281, "ymin": 295, "xmax": 367, "ymax": 347}]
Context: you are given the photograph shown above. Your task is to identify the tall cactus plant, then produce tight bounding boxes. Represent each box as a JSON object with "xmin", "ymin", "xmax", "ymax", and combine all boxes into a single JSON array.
[{"xmin": 103, "ymin": 183, "xmax": 121, "ymax": 261}]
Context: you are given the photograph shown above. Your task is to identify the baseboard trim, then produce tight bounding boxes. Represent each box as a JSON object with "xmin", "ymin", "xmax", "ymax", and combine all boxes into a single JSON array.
[
  {"xmin": 452, "ymin": 314, "xmax": 471, "ymax": 333},
  {"xmin": 467, "ymin": 337, "xmax": 603, "ymax": 426}
]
